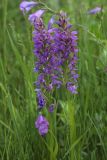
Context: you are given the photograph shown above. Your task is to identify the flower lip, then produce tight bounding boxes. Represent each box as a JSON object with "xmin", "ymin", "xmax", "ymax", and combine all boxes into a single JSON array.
[{"xmin": 20, "ymin": 1, "xmax": 38, "ymax": 13}]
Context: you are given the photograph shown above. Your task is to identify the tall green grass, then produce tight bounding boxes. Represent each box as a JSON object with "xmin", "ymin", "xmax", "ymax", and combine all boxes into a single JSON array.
[{"xmin": 0, "ymin": 0, "xmax": 107, "ymax": 159}]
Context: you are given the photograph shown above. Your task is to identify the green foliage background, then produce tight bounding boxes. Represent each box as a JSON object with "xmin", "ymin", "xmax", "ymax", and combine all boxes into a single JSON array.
[{"xmin": 0, "ymin": 0, "xmax": 107, "ymax": 159}]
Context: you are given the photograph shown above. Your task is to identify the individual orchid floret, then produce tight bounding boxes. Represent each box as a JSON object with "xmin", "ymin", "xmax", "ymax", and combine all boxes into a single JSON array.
[
  {"xmin": 48, "ymin": 104, "xmax": 55, "ymax": 113},
  {"xmin": 20, "ymin": 1, "xmax": 38, "ymax": 13},
  {"xmin": 56, "ymin": 11, "xmax": 72, "ymax": 29},
  {"xmin": 66, "ymin": 82, "xmax": 78, "ymax": 94},
  {"xmin": 36, "ymin": 91, "xmax": 46, "ymax": 109},
  {"xmin": 28, "ymin": 10, "xmax": 45, "ymax": 23},
  {"xmin": 88, "ymin": 7, "xmax": 102, "ymax": 14},
  {"xmin": 35, "ymin": 115, "xmax": 49, "ymax": 136}
]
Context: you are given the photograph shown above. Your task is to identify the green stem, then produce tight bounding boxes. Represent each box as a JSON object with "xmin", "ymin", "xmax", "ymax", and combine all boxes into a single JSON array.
[
  {"xmin": 67, "ymin": 99, "xmax": 76, "ymax": 160},
  {"xmin": 49, "ymin": 110, "xmax": 58, "ymax": 160},
  {"xmin": 37, "ymin": 0, "xmax": 58, "ymax": 14}
]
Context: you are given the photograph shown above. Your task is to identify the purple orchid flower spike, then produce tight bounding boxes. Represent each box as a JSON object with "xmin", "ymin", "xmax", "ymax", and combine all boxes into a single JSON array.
[
  {"xmin": 20, "ymin": 1, "xmax": 38, "ymax": 13},
  {"xmin": 28, "ymin": 10, "xmax": 45, "ymax": 23},
  {"xmin": 88, "ymin": 7, "xmax": 102, "ymax": 14}
]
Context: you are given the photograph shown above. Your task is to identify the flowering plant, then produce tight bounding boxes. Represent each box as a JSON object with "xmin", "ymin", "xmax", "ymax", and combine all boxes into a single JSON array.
[{"xmin": 20, "ymin": 1, "xmax": 78, "ymax": 136}]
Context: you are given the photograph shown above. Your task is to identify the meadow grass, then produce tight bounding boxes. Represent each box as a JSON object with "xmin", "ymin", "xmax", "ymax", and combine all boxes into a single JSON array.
[{"xmin": 0, "ymin": 0, "xmax": 107, "ymax": 159}]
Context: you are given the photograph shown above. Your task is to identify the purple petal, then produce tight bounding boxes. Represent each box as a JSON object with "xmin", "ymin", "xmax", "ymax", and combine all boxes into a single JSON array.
[
  {"xmin": 71, "ymin": 31, "xmax": 78, "ymax": 35},
  {"xmin": 73, "ymin": 48, "xmax": 78, "ymax": 53},
  {"xmin": 48, "ymin": 28, "xmax": 56, "ymax": 33},
  {"xmin": 20, "ymin": 1, "xmax": 38, "ymax": 13},
  {"xmin": 48, "ymin": 16, "xmax": 55, "ymax": 30},
  {"xmin": 67, "ymin": 24, "xmax": 72, "ymax": 29}
]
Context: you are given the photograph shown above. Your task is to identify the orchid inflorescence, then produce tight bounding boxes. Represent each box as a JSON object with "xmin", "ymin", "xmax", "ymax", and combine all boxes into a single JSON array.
[{"xmin": 20, "ymin": 1, "xmax": 78, "ymax": 136}]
